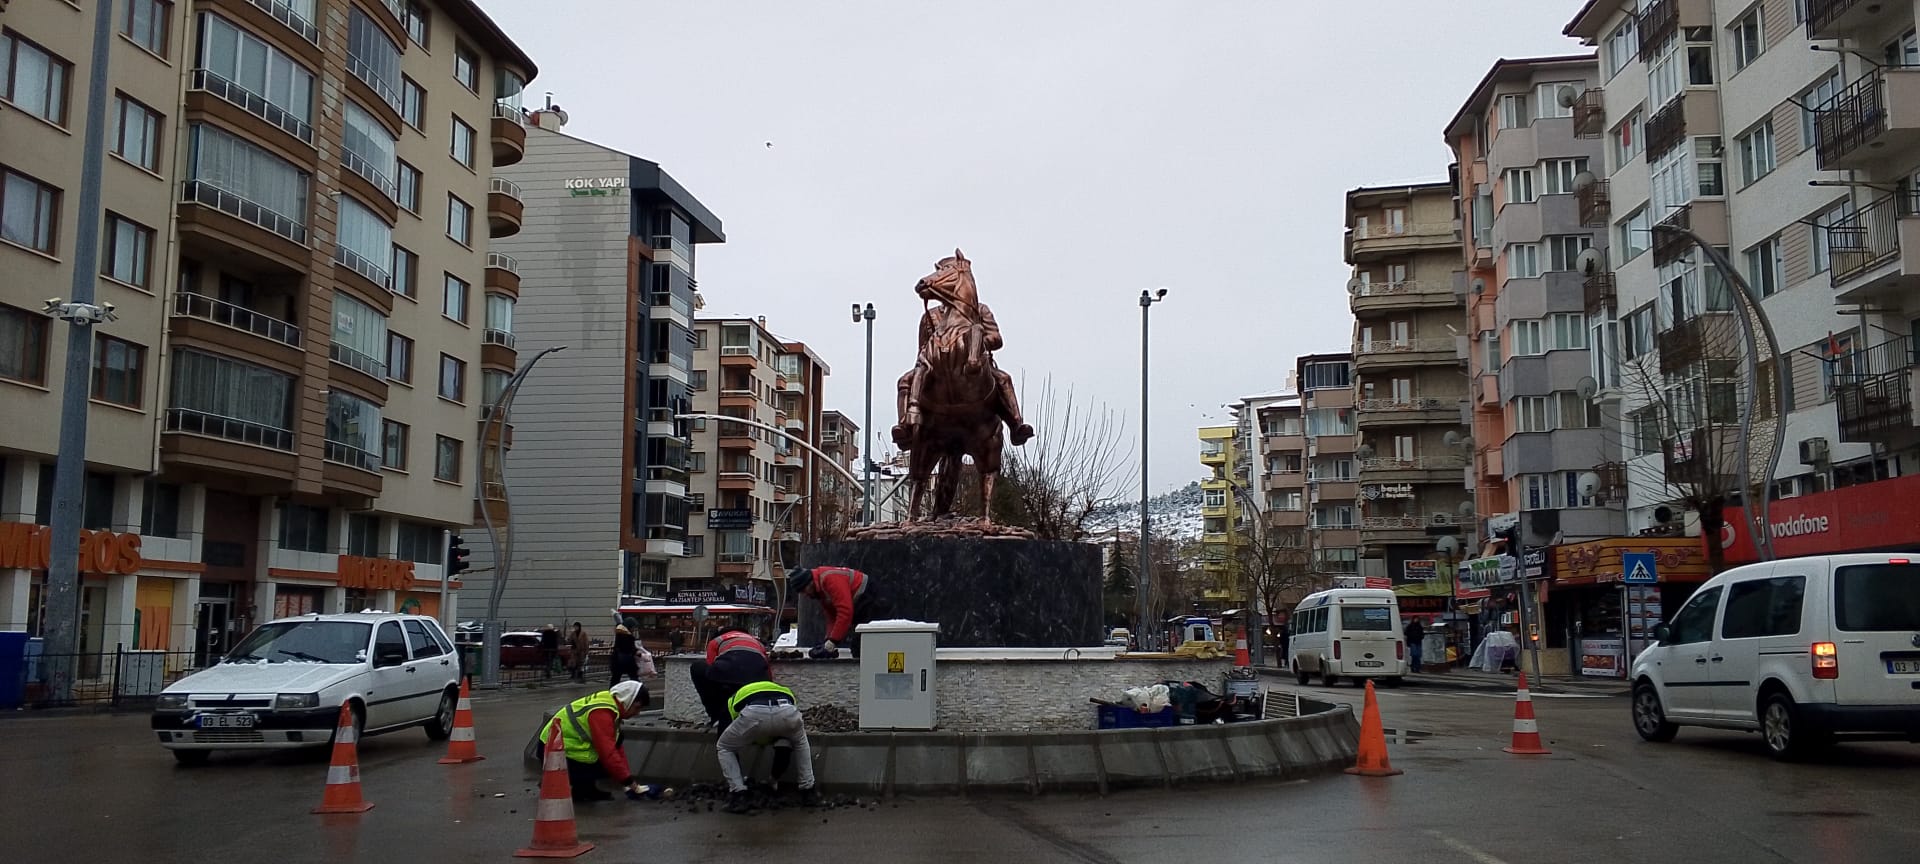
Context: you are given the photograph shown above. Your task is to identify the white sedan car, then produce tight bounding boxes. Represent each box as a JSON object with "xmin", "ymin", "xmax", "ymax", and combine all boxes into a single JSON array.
[{"xmin": 152, "ymin": 612, "xmax": 464, "ymax": 764}]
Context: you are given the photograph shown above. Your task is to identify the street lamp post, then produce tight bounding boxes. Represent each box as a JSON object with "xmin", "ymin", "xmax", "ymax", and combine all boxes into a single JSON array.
[
  {"xmin": 851, "ymin": 303, "xmax": 876, "ymax": 523},
  {"xmin": 40, "ymin": 0, "xmax": 120, "ymax": 706},
  {"xmin": 476, "ymin": 345, "xmax": 567, "ymax": 688},
  {"xmin": 1137, "ymin": 288, "xmax": 1168, "ymax": 643}
]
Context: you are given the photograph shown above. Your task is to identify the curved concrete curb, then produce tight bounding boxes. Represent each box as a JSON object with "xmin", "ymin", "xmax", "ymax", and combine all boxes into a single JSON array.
[{"xmin": 619, "ymin": 705, "xmax": 1360, "ymax": 796}]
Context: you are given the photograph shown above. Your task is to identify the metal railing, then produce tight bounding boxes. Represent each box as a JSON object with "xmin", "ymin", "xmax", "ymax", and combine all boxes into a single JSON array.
[
  {"xmin": 1361, "ymin": 456, "xmax": 1464, "ymax": 471},
  {"xmin": 483, "ymin": 329, "xmax": 516, "ymax": 349},
  {"xmin": 1356, "ymin": 337, "xmax": 1455, "ymax": 355},
  {"xmin": 190, "ymin": 69, "xmax": 313, "ymax": 143},
  {"xmin": 342, "ymin": 148, "xmax": 399, "ymax": 202},
  {"xmin": 328, "ymin": 342, "xmax": 388, "ymax": 379},
  {"xmin": 1361, "ymin": 516, "xmax": 1425, "ymax": 530},
  {"xmin": 720, "ymin": 345, "xmax": 754, "ymax": 356},
  {"xmin": 324, "ymin": 439, "xmax": 382, "ymax": 473},
  {"xmin": 1583, "ymin": 272, "xmax": 1616, "ymax": 313},
  {"xmin": 718, "ymin": 552, "xmax": 758, "ymax": 564},
  {"xmin": 489, "ymin": 176, "xmax": 523, "ymax": 201},
  {"xmin": 650, "ymin": 291, "xmax": 695, "ymax": 319},
  {"xmin": 1573, "ymin": 88, "xmax": 1605, "ymax": 138},
  {"xmin": 1577, "ymin": 178, "xmax": 1611, "ymax": 228},
  {"xmin": 1637, "ymin": 0, "xmax": 1677, "ymax": 62},
  {"xmin": 1645, "ymin": 97, "xmax": 1687, "ymax": 161},
  {"xmin": 173, "ymin": 292, "xmax": 301, "ymax": 347},
  {"xmin": 646, "ymin": 465, "xmax": 688, "ymax": 485},
  {"xmin": 7, "ymin": 648, "xmax": 207, "ymax": 709},
  {"xmin": 493, "ymin": 100, "xmax": 526, "ymax": 126},
  {"xmin": 486, "ymin": 251, "xmax": 519, "ymax": 273},
  {"xmin": 1828, "ymin": 192, "xmax": 1911, "ymax": 284},
  {"xmin": 181, "ymin": 180, "xmax": 306, "ymax": 245},
  {"xmin": 1352, "ymin": 280, "xmax": 1449, "ymax": 298},
  {"xmin": 480, "ymin": 481, "xmax": 507, "ymax": 500},
  {"xmin": 246, "ymin": 0, "xmax": 319, "ymax": 44},
  {"xmin": 1813, "ymin": 68, "xmax": 1892, "ymax": 167},
  {"xmin": 345, "ymin": 53, "xmax": 403, "ymax": 115},
  {"xmin": 1351, "ymin": 222, "xmax": 1453, "ymax": 240},
  {"xmin": 1356, "ymin": 396, "xmax": 1459, "ymax": 412},
  {"xmin": 1651, "ymin": 204, "xmax": 1692, "ymax": 265},
  {"xmin": 334, "ymin": 244, "xmax": 391, "ymax": 290},
  {"xmin": 164, "ymin": 407, "xmax": 294, "ymax": 451},
  {"xmin": 1806, "ymin": 0, "xmax": 1863, "ymax": 37}
]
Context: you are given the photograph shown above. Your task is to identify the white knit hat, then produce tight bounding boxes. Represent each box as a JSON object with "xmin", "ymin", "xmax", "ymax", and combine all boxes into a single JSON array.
[{"xmin": 611, "ymin": 680, "xmax": 645, "ymax": 711}]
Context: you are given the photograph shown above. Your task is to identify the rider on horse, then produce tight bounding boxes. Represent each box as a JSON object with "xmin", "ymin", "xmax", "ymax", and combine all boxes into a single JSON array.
[{"xmin": 893, "ymin": 250, "xmax": 1034, "ymax": 449}]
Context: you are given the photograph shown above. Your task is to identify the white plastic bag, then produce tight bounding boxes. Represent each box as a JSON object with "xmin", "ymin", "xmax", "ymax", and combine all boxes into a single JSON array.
[{"xmin": 1121, "ymin": 683, "xmax": 1171, "ymax": 712}]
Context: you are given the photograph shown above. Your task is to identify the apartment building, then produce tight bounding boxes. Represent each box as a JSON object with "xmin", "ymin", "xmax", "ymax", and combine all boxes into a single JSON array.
[
  {"xmin": 0, "ymin": 0, "xmax": 535, "ymax": 661},
  {"xmin": 1196, "ymin": 424, "xmax": 1243, "ymax": 607},
  {"xmin": 1295, "ymin": 353, "xmax": 1361, "ymax": 585},
  {"xmin": 462, "ymin": 111, "xmax": 722, "ymax": 623},
  {"xmin": 817, "ymin": 410, "xmax": 860, "ymax": 536},
  {"xmin": 666, "ymin": 317, "xmax": 829, "ymax": 603},
  {"xmin": 1447, "ymin": 55, "xmax": 1626, "ymax": 551},
  {"xmin": 1343, "ymin": 182, "xmax": 1473, "ymax": 587}
]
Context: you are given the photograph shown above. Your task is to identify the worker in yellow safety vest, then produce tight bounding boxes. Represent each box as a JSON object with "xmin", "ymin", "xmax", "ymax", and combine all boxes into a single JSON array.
[
  {"xmin": 717, "ymin": 679, "xmax": 819, "ymax": 814},
  {"xmin": 538, "ymin": 680, "xmax": 649, "ymax": 801}
]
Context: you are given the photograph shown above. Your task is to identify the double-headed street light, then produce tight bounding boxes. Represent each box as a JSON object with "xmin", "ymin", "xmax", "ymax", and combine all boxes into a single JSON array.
[{"xmin": 851, "ymin": 303, "xmax": 876, "ymax": 523}]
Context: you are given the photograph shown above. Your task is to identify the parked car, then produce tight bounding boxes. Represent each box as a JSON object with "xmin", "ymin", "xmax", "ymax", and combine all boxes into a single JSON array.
[
  {"xmin": 152, "ymin": 613, "xmax": 464, "ymax": 765},
  {"xmin": 1631, "ymin": 553, "xmax": 1920, "ymax": 759},
  {"xmin": 451, "ymin": 626, "xmax": 575, "ymax": 668}
]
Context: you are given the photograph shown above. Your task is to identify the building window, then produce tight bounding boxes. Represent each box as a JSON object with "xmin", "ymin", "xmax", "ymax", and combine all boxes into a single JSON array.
[
  {"xmin": 1509, "ymin": 319, "xmax": 1543, "ymax": 356},
  {"xmin": 443, "ymin": 273, "xmax": 469, "ymax": 323},
  {"xmin": 1482, "ymin": 331, "xmax": 1501, "ymax": 371},
  {"xmin": 1605, "ymin": 19, "xmax": 1638, "ymax": 78},
  {"xmin": 122, "ymin": 0, "xmax": 172, "ymax": 55},
  {"xmin": 1809, "ymin": 201, "xmax": 1851, "ymax": 276},
  {"xmin": 396, "ymin": 522, "xmax": 441, "ymax": 563},
  {"xmin": 485, "ymin": 293, "xmax": 513, "ymax": 336},
  {"xmin": 1649, "ymin": 37, "xmax": 1682, "ymax": 109},
  {"xmin": 346, "ymin": 8, "xmax": 403, "ymax": 113},
  {"xmin": 401, "ymin": 76, "xmax": 425, "ymax": 129},
  {"xmin": 278, "ymin": 503, "xmax": 330, "ymax": 553},
  {"xmin": 447, "ymin": 194, "xmax": 472, "ymax": 245},
  {"xmin": 1737, "ymin": 120, "xmax": 1775, "ymax": 187},
  {"xmin": 1, "ymin": 31, "xmax": 72, "ymax": 126},
  {"xmin": 454, "ymin": 44, "xmax": 478, "ymax": 91},
  {"xmin": 1591, "ymin": 307, "xmax": 1621, "ymax": 390},
  {"xmin": 1686, "ymin": 28, "xmax": 1715, "ymax": 86},
  {"xmin": 342, "ymin": 101, "xmax": 398, "ymax": 198},
  {"xmin": 434, "ymin": 435, "xmax": 461, "ymax": 482},
  {"xmin": 1546, "ymin": 235, "xmax": 1592, "ymax": 272},
  {"xmin": 1203, "ymin": 488, "xmax": 1227, "ymax": 509},
  {"xmin": 90, "ymin": 334, "xmax": 145, "ymax": 407},
  {"xmin": 438, "ymin": 354, "xmax": 465, "ymax": 402},
  {"xmin": 334, "ymin": 196, "xmax": 392, "ymax": 287},
  {"xmin": 1508, "ymin": 243, "xmax": 1540, "ymax": 279},
  {"xmin": 141, "ymin": 480, "xmax": 181, "ymax": 538},
  {"xmin": 1744, "ymin": 236, "xmax": 1783, "ymax": 296},
  {"xmin": 103, "ymin": 214, "xmax": 154, "ymax": 288},
  {"xmin": 1695, "ymin": 137, "xmax": 1724, "ymax": 196},
  {"xmin": 1541, "ymin": 158, "xmax": 1588, "ymax": 195},
  {"xmin": 1628, "ymin": 407, "xmax": 1661, "ymax": 455},
  {"xmin": 169, "ymin": 349, "xmax": 294, "ymax": 446},
  {"xmin": 481, "ymin": 368, "xmax": 508, "ymax": 407},
  {"xmin": 1534, "ymin": 82, "xmax": 1577, "ymax": 119},
  {"xmin": 450, "ymin": 116, "xmax": 475, "ymax": 168},
  {"xmin": 404, "ymin": 0, "xmax": 430, "ymax": 47},
  {"xmin": 688, "ymin": 451, "xmax": 706, "ymax": 473},
  {"xmin": 0, "ymin": 304, "xmax": 49, "ymax": 385},
  {"xmin": 397, "ymin": 160, "xmax": 421, "ymax": 212},
  {"xmin": 1551, "ymin": 313, "xmax": 1588, "ymax": 350},
  {"xmin": 346, "ymin": 513, "xmax": 380, "ymax": 557},
  {"xmin": 1616, "ymin": 207, "xmax": 1651, "ymax": 263},
  {"xmin": 195, "ymin": 13, "xmax": 315, "ymax": 138},
  {"xmin": 1649, "ymin": 142, "xmax": 1692, "ymax": 217},
  {"xmin": 111, "ymin": 94, "xmax": 163, "ymax": 172},
  {"xmin": 1504, "ymin": 168, "xmax": 1536, "ymax": 204},
  {"xmin": 325, "ymin": 390, "xmax": 382, "ymax": 471},
  {"xmin": 387, "ymin": 332, "xmax": 413, "ymax": 383},
  {"xmin": 391, "ymin": 245, "xmax": 418, "ymax": 298},
  {"xmin": 1731, "ymin": 6, "xmax": 1764, "ymax": 71},
  {"xmin": 381, "ymin": 419, "xmax": 408, "ymax": 470},
  {"xmin": 2, "ymin": 166, "xmax": 60, "ymax": 254},
  {"xmin": 1612, "ymin": 111, "xmax": 1642, "ymax": 166},
  {"xmin": 1556, "ymin": 391, "xmax": 1598, "ymax": 429},
  {"xmin": 689, "ymin": 369, "xmax": 707, "ymax": 390},
  {"xmin": 1497, "ymin": 93, "xmax": 1529, "ymax": 129},
  {"xmin": 1623, "ymin": 304, "xmax": 1656, "ymax": 358},
  {"xmin": 1800, "ymin": 70, "xmax": 1842, "ymax": 146},
  {"xmin": 329, "ymin": 293, "xmax": 389, "ymax": 379},
  {"xmin": 186, "ymin": 124, "xmax": 310, "ymax": 242}
]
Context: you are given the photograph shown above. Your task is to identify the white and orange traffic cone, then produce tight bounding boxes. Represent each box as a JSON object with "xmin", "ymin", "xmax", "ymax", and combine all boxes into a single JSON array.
[
  {"xmin": 438, "ymin": 676, "xmax": 485, "ymax": 765},
  {"xmin": 1232, "ymin": 632, "xmax": 1252, "ymax": 669},
  {"xmin": 1501, "ymin": 671, "xmax": 1552, "ymax": 755},
  {"xmin": 516, "ymin": 726, "xmax": 594, "ymax": 859},
  {"xmin": 313, "ymin": 703, "xmax": 374, "ymax": 814}
]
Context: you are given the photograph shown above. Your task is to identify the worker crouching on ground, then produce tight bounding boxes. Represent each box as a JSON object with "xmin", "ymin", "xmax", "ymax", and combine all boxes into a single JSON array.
[
  {"xmin": 788, "ymin": 565, "xmax": 871, "ymax": 658},
  {"xmin": 539, "ymin": 680, "xmax": 651, "ymax": 802},
  {"xmin": 689, "ymin": 630, "xmax": 770, "ymax": 729},
  {"xmin": 718, "ymin": 679, "xmax": 819, "ymax": 814}
]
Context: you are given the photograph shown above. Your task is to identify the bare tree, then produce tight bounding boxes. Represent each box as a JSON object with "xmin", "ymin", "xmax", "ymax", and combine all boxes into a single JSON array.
[
  {"xmin": 811, "ymin": 472, "xmax": 857, "ymax": 542},
  {"xmin": 957, "ymin": 376, "xmax": 1136, "ymax": 539},
  {"xmin": 1233, "ymin": 524, "xmax": 1316, "ymax": 627}
]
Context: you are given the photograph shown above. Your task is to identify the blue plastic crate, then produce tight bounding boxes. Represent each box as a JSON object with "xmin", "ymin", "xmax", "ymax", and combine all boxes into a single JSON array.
[{"xmin": 1096, "ymin": 704, "xmax": 1178, "ymax": 729}]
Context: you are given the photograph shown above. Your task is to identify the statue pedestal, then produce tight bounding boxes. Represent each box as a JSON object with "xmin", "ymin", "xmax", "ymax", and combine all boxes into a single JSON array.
[{"xmin": 797, "ymin": 535, "xmax": 1102, "ymax": 648}]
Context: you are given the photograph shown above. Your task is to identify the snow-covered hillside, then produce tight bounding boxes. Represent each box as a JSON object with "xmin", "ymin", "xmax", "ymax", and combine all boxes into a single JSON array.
[{"xmin": 1085, "ymin": 481, "xmax": 1204, "ymax": 542}]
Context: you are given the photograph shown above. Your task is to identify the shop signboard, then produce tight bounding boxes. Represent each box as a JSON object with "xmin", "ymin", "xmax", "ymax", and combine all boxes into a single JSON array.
[
  {"xmin": 1458, "ymin": 556, "xmax": 1517, "ymax": 595},
  {"xmin": 1402, "ymin": 559, "xmax": 1438, "ymax": 581},
  {"xmin": 730, "ymin": 583, "xmax": 768, "ymax": 606},
  {"xmin": 1580, "ymin": 637, "xmax": 1627, "ymax": 678},
  {"xmin": 1521, "ymin": 548, "xmax": 1550, "ymax": 580},
  {"xmin": 668, "ymin": 589, "xmax": 728, "ymax": 607},
  {"xmin": 1363, "ymin": 576, "xmax": 1393, "ymax": 590},
  {"xmin": 1717, "ymin": 472, "xmax": 1920, "ymax": 564},
  {"xmin": 707, "ymin": 509, "xmax": 755, "ymax": 531}
]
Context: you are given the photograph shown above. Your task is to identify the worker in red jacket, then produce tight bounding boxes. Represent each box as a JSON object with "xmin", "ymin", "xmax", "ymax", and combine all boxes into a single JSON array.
[
  {"xmin": 788, "ymin": 566, "xmax": 871, "ymax": 658},
  {"xmin": 537, "ymin": 680, "xmax": 650, "ymax": 802},
  {"xmin": 689, "ymin": 630, "xmax": 770, "ymax": 728}
]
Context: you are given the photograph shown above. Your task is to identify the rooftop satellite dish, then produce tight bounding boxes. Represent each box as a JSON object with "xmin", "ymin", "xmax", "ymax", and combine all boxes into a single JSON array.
[
  {"xmin": 1576, "ymin": 376, "xmax": 1599, "ymax": 400},
  {"xmin": 1576, "ymin": 247, "xmax": 1604, "ymax": 277},
  {"xmin": 1577, "ymin": 470, "xmax": 1602, "ymax": 497},
  {"xmin": 1435, "ymin": 535, "xmax": 1462, "ymax": 558},
  {"xmin": 1573, "ymin": 170, "xmax": 1597, "ymax": 192},
  {"xmin": 1347, "ymin": 277, "xmax": 1364, "ymax": 296},
  {"xmin": 1556, "ymin": 85, "xmax": 1581, "ymax": 108},
  {"xmin": 1355, "ymin": 444, "xmax": 1375, "ymax": 459},
  {"xmin": 1443, "ymin": 430, "xmax": 1462, "ymax": 447},
  {"xmin": 1458, "ymin": 500, "xmax": 1476, "ymax": 518},
  {"xmin": 1471, "ymin": 279, "xmax": 1486, "ymax": 295}
]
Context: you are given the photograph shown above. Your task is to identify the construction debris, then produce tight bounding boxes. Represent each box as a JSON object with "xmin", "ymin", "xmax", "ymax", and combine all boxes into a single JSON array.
[
  {"xmin": 643, "ymin": 783, "xmax": 868, "ymax": 814},
  {"xmin": 801, "ymin": 703, "xmax": 859, "ymax": 733}
]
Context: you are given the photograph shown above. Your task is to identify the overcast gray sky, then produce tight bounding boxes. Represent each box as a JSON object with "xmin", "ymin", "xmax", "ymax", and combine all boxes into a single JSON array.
[{"xmin": 485, "ymin": 0, "xmax": 1589, "ymax": 494}]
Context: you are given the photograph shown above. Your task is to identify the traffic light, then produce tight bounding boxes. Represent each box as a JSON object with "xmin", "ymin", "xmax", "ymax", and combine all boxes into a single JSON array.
[{"xmin": 447, "ymin": 535, "xmax": 470, "ymax": 577}]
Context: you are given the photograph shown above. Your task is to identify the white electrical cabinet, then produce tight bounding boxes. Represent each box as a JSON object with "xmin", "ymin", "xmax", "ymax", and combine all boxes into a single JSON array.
[{"xmin": 855, "ymin": 620, "xmax": 938, "ymax": 730}]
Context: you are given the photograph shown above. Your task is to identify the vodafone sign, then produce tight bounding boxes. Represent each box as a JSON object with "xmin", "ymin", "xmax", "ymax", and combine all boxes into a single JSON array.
[{"xmin": 1718, "ymin": 473, "xmax": 1920, "ymax": 564}]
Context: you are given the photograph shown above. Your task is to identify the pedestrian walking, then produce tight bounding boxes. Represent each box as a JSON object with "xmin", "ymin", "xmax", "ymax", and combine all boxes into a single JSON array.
[
  {"xmin": 567, "ymin": 622, "xmax": 591, "ymax": 681},
  {"xmin": 609, "ymin": 624, "xmax": 640, "ymax": 686},
  {"xmin": 1404, "ymin": 618, "xmax": 1426, "ymax": 673},
  {"xmin": 539, "ymin": 625, "xmax": 561, "ymax": 679}
]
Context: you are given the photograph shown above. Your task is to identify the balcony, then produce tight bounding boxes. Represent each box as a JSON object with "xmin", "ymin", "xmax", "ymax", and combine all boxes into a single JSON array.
[
  {"xmin": 488, "ymin": 177, "xmax": 524, "ymax": 238},
  {"xmin": 1360, "ymin": 456, "xmax": 1467, "ymax": 485},
  {"xmin": 1346, "ymin": 221, "xmax": 1457, "ymax": 263},
  {"xmin": 1805, "ymin": 0, "xmax": 1877, "ymax": 41},
  {"xmin": 1836, "ymin": 335, "xmax": 1920, "ymax": 445},
  {"xmin": 188, "ymin": 69, "xmax": 314, "ymax": 148},
  {"xmin": 1663, "ymin": 425, "xmax": 1738, "ymax": 486},
  {"xmin": 1827, "ymin": 192, "xmax": 1920, "ymax": 301},
  {"xmin": 1355, "ymin": 395, "xmax": 1464, "ymax": 426},
  {"xmin": 1651, "ymin": 204, "xmax": 1692, "ymax": 265},
  {"xmin": 719, "ymin": 345, "xmax": 757, "ymax": 369},
  {"xmin": 718, "ymin": 471, "xmax": 758, "ymax": 492},
  {"xmin": 491, "ymin": 102, "xmax": 527, "ymax": 166},
  {"xmin": 178, "ymin": 181, "xmax": 309, "ymax": 272},
  {"xmin": 1646, "ymin": 98, "xmax": 1687, "ymax": 161},
  {"xmin": 171, "ymin": 292, "xmax": 304, "ymax": 371},
  {"xmin": 1655, "ymin": 313, "xmax": 1739, "ymax": 374},
  {"xmin": 481, "ymin": 329, "xmax": 516, "ymax": 370},
  {"xmin": 719, "ymin": 389, "xmax": 758, "ymax": 410},
  {"xmin": 1353, "ymin": 337, "xmax": 1457, "ymax": 373},
  {"xmin": 718, "ymin": 422, "xmax": 757, "ymax": 451},
  {"xmin": 1637, "ymin": 0, "xmax": 1677, "ymax": 61},
  {"xmin": 1576, "ymin": 179, "xmax": 1609, "ymax": 229},
  {"xmin": 1349, "ymin": 279, "xmax": 1458, "ymax": 314},
  {"xmin": 1262, "ymin": 433, "xmax": 1306, "ymax": 453},
  {"xmin": 160, "ymin": 407, "xmax": 300, "ymax": 488},
  {"xmin": 485, "ymin": 252, "xmax": 520, "ymax": 297},
  {"xmin": 1813, "ymin": 67, "xmax": 1920, "ymax": 172},
  {"xmin": 1583, "ymin": 272, "xmax": 1616, "ymax": 314},
  {"xmin": 1359, "ymin": 516, "xmax": 1429, "ymax": 546},
  {"xmin": 238, "ymin": 0, "xmax": 320, "ymax": 46},
  {"xmin": 1572, "ymin": 88, "xmax": 1605, "ymax": 139},
  {"xmin": 784, "ymin": 416, "xmax": 805, "ymax": 433}
]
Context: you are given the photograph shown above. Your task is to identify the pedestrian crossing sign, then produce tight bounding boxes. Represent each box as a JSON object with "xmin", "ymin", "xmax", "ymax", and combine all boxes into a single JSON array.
[{"xmin": 1623, "ymin": 551, "xmax": 1658, "ymax": 585}]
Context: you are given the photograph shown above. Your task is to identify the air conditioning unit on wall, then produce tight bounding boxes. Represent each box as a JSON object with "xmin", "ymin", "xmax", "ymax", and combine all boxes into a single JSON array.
[{"xmin": 1798, "ymin": 437, "xmax": 1830, "ymax": 466}]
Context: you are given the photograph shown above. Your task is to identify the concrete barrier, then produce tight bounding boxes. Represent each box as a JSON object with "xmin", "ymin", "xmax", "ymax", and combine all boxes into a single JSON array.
[{"xmin": 620, "ymin": 703, "xmax": 1358, "ymax": 796}]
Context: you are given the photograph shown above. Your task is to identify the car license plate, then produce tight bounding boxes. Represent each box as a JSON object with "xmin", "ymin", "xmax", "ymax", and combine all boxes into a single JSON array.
[
  {"xmin": 1357, "ymin": 660, "xmax": 1384, "ymax": 668},
  {"xmin": 1888, "ymin": 659, "xmax": 1920, "ymax": 675},
  {"xmin": 198, "ymin": 713, "xmax": 256, "ymax": 729}
]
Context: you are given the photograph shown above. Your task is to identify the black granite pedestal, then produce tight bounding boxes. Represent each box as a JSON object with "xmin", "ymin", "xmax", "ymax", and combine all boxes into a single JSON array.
[{"xmin": 795, "ymin": 537, "xmax": 1102, "ymax": 648}]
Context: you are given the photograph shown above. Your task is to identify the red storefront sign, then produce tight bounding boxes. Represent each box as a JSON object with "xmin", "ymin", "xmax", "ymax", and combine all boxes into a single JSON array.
[{"xmin": 1718, "ymin": 473, "xmax": 1920, "ymax": 564}]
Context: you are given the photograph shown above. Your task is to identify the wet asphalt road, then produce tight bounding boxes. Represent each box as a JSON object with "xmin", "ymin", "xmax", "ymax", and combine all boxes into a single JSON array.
[{"xmin": 2, "ymin": 679, "xmax": 1916, "ymax": 863}]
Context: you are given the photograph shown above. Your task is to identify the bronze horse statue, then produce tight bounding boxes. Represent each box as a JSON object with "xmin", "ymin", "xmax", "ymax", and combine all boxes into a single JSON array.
[{"xmin": 892, "ymin": 250, "xmax": 1033, "ymax": 523}]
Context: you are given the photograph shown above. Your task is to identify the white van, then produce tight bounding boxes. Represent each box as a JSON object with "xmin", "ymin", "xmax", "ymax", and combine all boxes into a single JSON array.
[
  {"xmin": 1290, "ymin": 588, "xmax": 1408, "ymax": 687},
  {"xmin": 1630, "ymin": 553, "xmax": 1920, "ymax": 760}
]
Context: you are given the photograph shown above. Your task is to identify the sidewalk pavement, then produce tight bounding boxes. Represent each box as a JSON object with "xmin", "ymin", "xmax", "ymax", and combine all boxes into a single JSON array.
[{"xmin": 1255, "ymin": 664, "xmax": 1629, "ymax": 696}]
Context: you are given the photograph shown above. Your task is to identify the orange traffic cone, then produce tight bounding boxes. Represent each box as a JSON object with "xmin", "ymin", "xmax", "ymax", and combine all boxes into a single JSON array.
[
  {"xmin": 1344, "ymin": 679, "xmax": 1403, "ymax": 777},
  {"xmin": 1232, "ymin": 632, "xmax": 1252, "ymax": 669},
  {"xmin": 313, "ymin": 703, "xmax": 374, "ymax": 814},
  {"xmin": 438, "ymin": 676, "xmax": 485, "ymax": 765},
  {"xmin": 516, "ymin": 725, "xmax": 594, "ymax": 859},
  {"xmin": 1502, "ymin": 671, "xmax": 1552, "ymax": 755}
]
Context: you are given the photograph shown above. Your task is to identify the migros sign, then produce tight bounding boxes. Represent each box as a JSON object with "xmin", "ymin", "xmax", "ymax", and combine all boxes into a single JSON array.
[{"xmin": 0, "ymin": 521, "xmax": 144, "ymax": 575}]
